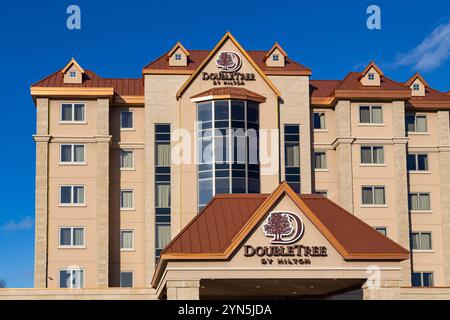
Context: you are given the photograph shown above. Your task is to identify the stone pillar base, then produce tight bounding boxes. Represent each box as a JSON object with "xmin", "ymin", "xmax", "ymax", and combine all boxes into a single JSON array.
[{"xmin": 166, "ymin": 280, "xmax": 200, "ymax": 300}]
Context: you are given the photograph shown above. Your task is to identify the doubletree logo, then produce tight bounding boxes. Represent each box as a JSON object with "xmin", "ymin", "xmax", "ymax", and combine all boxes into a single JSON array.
[
  {"xmin": 215, "ymin": 51, "xmax": 242, "ymax": 72},
  {"xmin": 262, "ymin": 211, "xmax": 304, "ymax": 245}
]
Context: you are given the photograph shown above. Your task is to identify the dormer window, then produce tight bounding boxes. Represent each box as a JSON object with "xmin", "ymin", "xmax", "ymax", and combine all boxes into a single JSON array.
[
  {"xmin": 273, "ymin": 54, "xmax": 279, "ymax": 61},
  {"xmin": 368, "ymin": 73, "xmax": 375, "ymax": 80},
  {"xmin": 175, "ymin": 53, "xmax": 182, "ymax": 61},
  {"xmin": 69, "ymin": 71, "xmax": 77, "ymax": 78},
  {"xmin": 413, "ymin": 84, "xmax": 420, "ymax": 91}
]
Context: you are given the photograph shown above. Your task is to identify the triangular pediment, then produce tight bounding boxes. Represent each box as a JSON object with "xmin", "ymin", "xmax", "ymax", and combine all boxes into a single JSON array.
[{"xmin": 176, "ymin": 32, "xmax": 281, "ymax": 99}]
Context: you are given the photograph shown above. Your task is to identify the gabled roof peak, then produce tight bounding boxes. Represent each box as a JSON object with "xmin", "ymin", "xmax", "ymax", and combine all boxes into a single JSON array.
[
  {"xmin": 357, "ymin": 61, "xmax": 384, "ymax": 80},
  {"xmin": 61, "ymin": 58, "xmax": 85, "ymax": 74},
  {"xmin": 167, "ymin": 41, "xmax": 190, "ymax": 58},
  {"xmin": 405, "ymin": 72, "xmax": 429, "ymax": 87},
  {"xmin": 264, "ymin": 42, "xmax": 288, "ymax": 61}
]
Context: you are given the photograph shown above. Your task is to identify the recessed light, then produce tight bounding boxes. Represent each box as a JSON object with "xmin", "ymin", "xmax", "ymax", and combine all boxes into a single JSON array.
[
  {"xmin": 255, "ymin": 285, "xmax": 261, "ymax": 289},
  {"xmin": 292, "ymin": 291, "xmax": 297, "ymax": 295},
  {"xmin": 309, "ymin": 285, "xmax": 315, "ymax": 289}
]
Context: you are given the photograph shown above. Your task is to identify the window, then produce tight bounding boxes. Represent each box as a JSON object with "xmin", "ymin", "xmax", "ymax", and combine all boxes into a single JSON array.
[
  {"xmin": 61, "ymin": 103, "xmax": 85, "ymax": 122},
  {"xmin": 413, "ymin": 84, "xmax": 420, "ymax": 91},
  {"xmin": 360, "ymin": 146, "xmax": 384, "ymax": 164},
  {"xmin": 314, "ymin": 152, "xmax": 327, "ymax": 169},
  {"xmin": 120, "ymin": 230, "xmax": 134, "ymax": 250},
  {"xmin": 409, "ymin": 193, "xmax": 431, "ymax": 211},
  {"xmin": 313, "ymin": 112, "xmax": 326, "ymax": 129},
  {"xmin": 59, "ymin": 269, "xmax": 84, "ymax": 288},
  {"xmin": 359, "ymin": 106, "xmax": 383, "ymax": 124},
  {"xmin": 368, "ymin": 73, "xmax": 375, "ymax": 80},
  {"xmin": 60, "ymin": 185, "xmax": 85, "ymax": 205},
  {"xmin": 362, "ymin": 186, "xmax": 385, "ymax": 205},
  {"xmin": 69, "ymin": 71, "xmax": 77, "ymax": 78},
  {"xmin": 411, "ymin": 232, "xmax": 432, "ymax": 250},
  {"xmin": 59, "ymin": 227, "xmax": 85, "ymax": 247},
  {"xmin": 175, "ymin": 53, "xmax": 182, "ymax": 60},
  {"xmin": 156, "ymin": 223, "xmax": 171, "ymax": 254},
  {"xmin": 120, "ymin": 190, "xmax": 134, "ymax": 210},
  {"xmin": 273, "ymin": 54, "xmax": 279, "ymax": 61},
  {"xmin": 284, "ymin": 125, "xmax": 300, "ymax": 193},
  {"xmin": 412, "ymin": 272, "xmax": 433, "ymax": 287},
  {"xmin": 406, "ymin": 114, "xmax": 427, "ymax": 133},
  {"xmin": 120, "ymin": 272, "xmax": 133, "ymax": 288},
  {"xmin": 315, "ymin": 190, "xmax": 328, "ymax": 197},
  {"xmin": 120, "ymin": 150, "xmax": 134, "ymax": 169},
  {"xmin": 407, "ymin": 154, "xmax": 428, "ymax": 171},
  {"xmin": 60, "ymin": 144, "xmax": 85, "ymax": 164},
  {"xmin": 120, "ymin": 111, "xmax": 133, "ymax": 129},
  {"xmin": 375, "ymin": 227, "xmax": 387, "ymax": 236}
]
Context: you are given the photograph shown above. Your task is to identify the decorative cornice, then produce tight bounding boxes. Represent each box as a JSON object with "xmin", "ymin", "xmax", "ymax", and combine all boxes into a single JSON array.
[
  {"xmin": 31, "ymin": 87, "xmax": 114, "ymax": 97},
  {"xmin": 33, "ymin": 135, "xmax": 51, "ymax": 143}
]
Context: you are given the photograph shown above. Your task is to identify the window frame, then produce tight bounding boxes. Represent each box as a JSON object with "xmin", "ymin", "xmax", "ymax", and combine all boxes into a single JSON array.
[
  {"xmin": 361, "ymin": 185, "xmax": 386, "ymax": 206},
  {"xmin": 272, "ymin": 54, "xmax": 279, "ymax": 61},
  {"xmin": 375, "ymin": 227, "xmax": 387, "ymax": 237},
  {"xmin": 313, "ymin": 112, "xmax": 326, "ymax": 130},
  {"xmin": 120, "ymin": 149, "xmax": 135, "ymax": 170},
  {"xmin": 359, "ymin": 105, "xmax": 383, "ymax": 124},
  {"xmin": 120, "ymin": 271, "xmax": 134, "ymax": 288},
  {"xmin": 120, "ymin": 229, "xmax": 135, "ymax": 251},
  {"xmin": 411, "ymin": 272, "xmax": 434, "ymax": 287},
  {"xmin": 60, "ymin": 103, "xmax": 86, "ymax": 123},
  {"xmin": 413, "ymin": 83, "xmax": 420, "ymax": 91},
  {"xmin": 58, "ymin": 226, "xmax": 86, "ymax": 248},
  {"xmin": 120, "ymin": 110, "xmax": 134, "ymax": 130},
  {"xmin": 174, "ymin": 53, "xmax": 182, "ymax": 61},
  {"xmin": 69, "ymin": 71, "xmax": 77, "ymax": 78},
  {"xmin": 409, "ymin": 192, "xmax": 431, "ymax": 212},
  {"xmin": 59, "ymin": 144, "xmax": 86, "ymax": 165},
  {"xmin": 406, "ymin": 113, "xmax": 428, "ymax": 133},
  {"xmin": 368, "ymin": 73, "xmax": 375, "ymax": 80},
  {"xmin": 120, "ymin": 189, "xmax": 135, "ymax": 211},
  {"xmin": 59, "ymin": 268, "xmax": 85, "ymax": 288},
  {"xmin": 360, "ymin": 145, "xmax": 385, "ymax": 165},
  {"xmin": 59, "ymin": 185, "xmax": 86, "ymax": 206},
  {"xmin": 407, "ymin": 153, "xmax": 429, "ymax": 172},
  {"xmin": 313, "ymin": 151, "xmax": 327, "ymax": 170},
  {"xmin": 411, "ymin": 231, "xmax": 433, "ymax": 251}
]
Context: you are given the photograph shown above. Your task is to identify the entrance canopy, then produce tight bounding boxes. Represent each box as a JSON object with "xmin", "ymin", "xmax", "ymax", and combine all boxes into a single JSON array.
[{"xmin": 152, "ymin": 182, "xmax": 409, "ymax": 299}]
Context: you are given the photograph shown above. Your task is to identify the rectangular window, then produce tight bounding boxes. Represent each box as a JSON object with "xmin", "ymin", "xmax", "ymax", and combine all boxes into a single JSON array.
[
  {"xmin": 359, "ymin": 106, "xmax": 383, "ymax": 124},
  {"xmin": 175, "ymin": 53, "xmax": 182, "ymax": 60},
  {"xmin": 59, "ymin": 269, "xmax": 84, "ymax": 288},
  {"xmin": 120, "ymin": 230, "xmax": 134, "ymax": 250},
  {"xmin": 120, "ymin": 272, "xmax": 133, "ymax": 288},
  {"xmin": 61, "ymin": 103, "xmax": 85, "ymax": 122},
  {"xmin": 60, "ymin": 144, "xmax": 85, "ymax": 163},
  {"xmin": 60, "ymin": 185, "xmax": 85, "ymax": 205},
  {"xmin": 412, "ymin": 272, "xmax": 433, "ymax": 287},
  {"xmin": 59, "ymin": 227, "xmax": 85, "ymax": 247},
  {"xmin": 406, "ymin": 114, "xmax": 427, "ymax": 133},
  {"xmin": 120, "ymin": 150, "xmax": 134, "ymax": 169},
  {"xmin": 155, "ymin": 124, "xmax": 171, "ymax": 261},
  {"xmin": 360, "ymin": 146, "xmax": 384, "ymax": 164},
  {"xmin": 413, "ymin": 84, "xmax": 420, "ymax": 91},
  {"xmin": 407, "ymin": 154, "xmax": 429, "ymax": 171},
  {"xmin": 409, "ymin": 193, "xmax": 431, "ymax": 211},
  {"xmin": 284, "ymin": 125, "xmax": 300, "ymax": 193},
  {"xmin": 315, "ymin": 190, "xmax": 328, "ymax": 197},
  {"xmin": 375, "ymin": 227, "xmax": 387, "ymax": 236},
  {"xmin": 120, "ymin": 190, "xmax": 134, "ymax": 210},
  {"xmin": 313, "ymin": 112, "xmax": 326, "ymax": 129},
  {"xmin": 362, "ymin": 186, "xmax": 386, "ymax": 205},
  {"xmin": 314, "ymin": 152, "xmax": 327, "ymax": 169},
  {"xmin": 273, "ymin": 54, "xmax": 279, "ymax": 61},
  {"xmin": 411, "ymin": 232, "xmax": 432, "ymax": 250},
  {"xmin": 120, "ymin": 111, "xmax": 133, "ymax": 129},
  {"xmin": 368, "ymin": 73, "xmax": 375, "ymax": 80},
  {"xmin": 69, "ymin": 71, "xmax": 77, "ymax": 78}
]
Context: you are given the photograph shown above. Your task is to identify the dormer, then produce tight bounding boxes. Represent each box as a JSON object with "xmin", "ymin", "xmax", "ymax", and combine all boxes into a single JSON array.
[
  {"xmin": 61, "ymin": 58, "xmax": 84, "ymax": 84},
  {"xmin": 358, "ymin": 61, "xmax": 383, "ymax": 86},
  {"xmin": 405, "ymin": 73, "xmax": 428, "ymax": 97},
  {"xmin": 167, "ymin": 42, "xmax": 190, "ymax": 67},
  {"xmin": 264, "ymin": 42, "xmax": 287, "ymax": 67}
]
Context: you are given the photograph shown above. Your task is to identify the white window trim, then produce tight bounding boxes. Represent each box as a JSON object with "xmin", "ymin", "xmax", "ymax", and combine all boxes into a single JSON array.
[
  {"xmin": 358, "ymin": 105, "xmax": 384, "ymax": 125},
  {"xmin": 120, "ymin": 189, "xmax": 135, "ymax": 211},
  {"xmin": 411, "ymin": 231, "xmax": 433, "ymax": 251},
  {"xmin": 59, "ymin": 144, "xmax": 86, "ymax": 165},
  {"xmin": 175, "ymin": 53, "xmax": 182, "ymax": 60},
  {"xmin": 120, "ymin": 149, "xmax": 135, "ymax": 171},
  {"xmin": 58, "ymin": 227, "xmax": 86, "ymax": 248},
  {"xmin": 120, "ymin": 111, "xmax": 135, "ymax": 131},
  {"xmin": 58, "ymin": 268, "xmax": 85, "ymax": 288},
  {"xmin": 360, "ymin": 145, "xmax": 385, "ymax": 165},
  {"xmin": 406, "ymin": 113, "xmax": 428, "ymax": 134},
  {"xmin": 69, "ymin": 71, "xmax": 77, "ymax": 78},
  {"xmin": 409, "ymin": 192, "xmax": 431, "ymax": 212},
  {"xmin": 120, "ymin": 271, "xmax": 134, "ymax": 288},
  {"xmin": 59, "ymin": 102, "xmax": 87, "ymax": 124},
  {"xmin": 313, "ymin": 151, "xmax": 327, "ymax": 170},
  {"xmin": 59, "ymin": 185, "xmax": 86, "ymax": 207},
  {"xmin": 361, "ymin": 185, "xmax": 387, "ymax": 206},
  {"xmin": 120, "ymin": 230, "xmax": 135, "ymax": 251},
  {"xmin": 273, "ymin": 54, "xmax": 279, "ymax": 61},
  {"xmin": 368, "ymin": 73, "xmax": 375, "ymax": 80}
]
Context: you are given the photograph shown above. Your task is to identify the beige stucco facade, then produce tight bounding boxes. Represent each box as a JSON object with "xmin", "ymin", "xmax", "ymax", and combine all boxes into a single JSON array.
[{"xmin": 12, "ymin": 33, "xmax": 450, "ymax": 300}]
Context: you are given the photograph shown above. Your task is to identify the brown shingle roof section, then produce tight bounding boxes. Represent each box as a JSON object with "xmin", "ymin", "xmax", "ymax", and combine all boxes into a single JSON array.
[
  {"xmin": 407, "ymin": 86, "xmax": 450, "ymax": 109},
  {"xmin": 310, "ymin": 80, "xmax": 341, "ymax": 98},
  {"xmin": 32, "ymin": 70, "xmax": 143, "ymax": 96},
  {"xmin": 162, "ymin": 190, "xmax": 409, "ymax": 260},
  {"xmin": 336, "ymin": 72, "xmax": 410, "ymax": 92},
  {"xmin": 191, "ymin": 87, "xmax": 266, "ymax": 103},
  {"xmin": 143, "ymin": 50, "xmax": 311, "ymax": 74}
]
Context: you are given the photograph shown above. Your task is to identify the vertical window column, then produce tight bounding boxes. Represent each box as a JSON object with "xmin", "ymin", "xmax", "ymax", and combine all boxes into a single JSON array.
[
  {"xmin": 284, "ymin": 125, "xmax": 300, "ymax": 192},
  {"xmin": 155, "ymin": 124, "xmax": 171, "ymax": 261}
]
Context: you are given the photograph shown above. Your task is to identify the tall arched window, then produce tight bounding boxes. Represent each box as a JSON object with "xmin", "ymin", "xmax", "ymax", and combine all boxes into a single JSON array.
[{"xmin": 197, "ymin": 100, "xmax": 260, "ymax": 211}]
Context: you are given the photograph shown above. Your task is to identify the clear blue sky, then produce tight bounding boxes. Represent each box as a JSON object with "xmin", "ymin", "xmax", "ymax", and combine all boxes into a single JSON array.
[{"xmin": 0, "ymin": 0, "xmax": 448, "ymax": 288}]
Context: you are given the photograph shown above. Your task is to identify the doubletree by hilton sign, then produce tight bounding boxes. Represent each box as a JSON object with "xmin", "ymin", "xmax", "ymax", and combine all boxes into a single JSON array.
[
  {"xmin": 244, "ymin": 211, "xmax": 328, "ymax": 266},
  {"xmin": 202, "ymin": 51, "xmax": 256, "ymax": 86}
]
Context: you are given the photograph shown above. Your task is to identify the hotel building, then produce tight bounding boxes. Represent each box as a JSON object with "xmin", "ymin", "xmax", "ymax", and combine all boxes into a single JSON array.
[{"xmin": 16, "ymin": 32, "xmax": 450, "ymax": 299}]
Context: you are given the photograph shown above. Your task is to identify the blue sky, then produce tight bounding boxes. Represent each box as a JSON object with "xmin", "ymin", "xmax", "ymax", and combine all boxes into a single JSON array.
[{"xmin": 0, "ymin": 0, "xmax": 448, "ymax": 288}]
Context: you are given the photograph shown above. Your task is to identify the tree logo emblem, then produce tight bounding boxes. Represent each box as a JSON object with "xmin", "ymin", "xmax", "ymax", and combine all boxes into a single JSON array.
[
  {"xmin": 215, "ymin": 51, "xmax": 242, "ymax": 72},
  {"xmin": 262, "ymin": 211, "xmax": 304, "ymax": 244}
]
